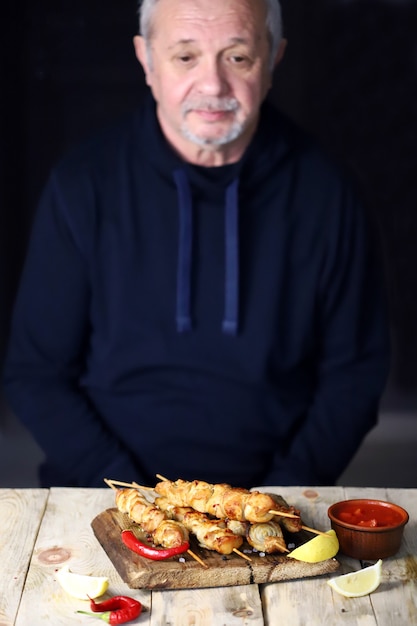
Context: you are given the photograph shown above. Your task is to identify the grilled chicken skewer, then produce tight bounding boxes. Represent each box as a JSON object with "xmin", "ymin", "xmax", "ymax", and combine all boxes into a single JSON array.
[
  {"xmin": 155, "ymin": 496, "xmax": 244, "ymax": 555},
  {"xmin": 154, "ymin": 478, "xmax": 301, "ymax": 524},
  {"xmin": 115, "ymin": 488, "xmax": 189, "ymax": 548},
  {"xmin": 117, "ymin": 486, "xmax": 288, "ymax": 555}
]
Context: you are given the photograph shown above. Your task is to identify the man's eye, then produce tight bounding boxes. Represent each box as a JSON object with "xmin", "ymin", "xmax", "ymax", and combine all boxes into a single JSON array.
[
  {"xmin": 230, "ymin": 55, "xmax": 251, "ymax": 66},
  {"xmin": 177, "ymin": 54, "xmax": 194, "ymax": 64}
]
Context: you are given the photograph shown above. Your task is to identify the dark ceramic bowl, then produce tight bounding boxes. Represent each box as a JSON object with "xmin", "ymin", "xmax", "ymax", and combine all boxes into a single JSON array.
[{"xmin": 328, "ymin": 498, "xmax": 409, "ymax": 560}]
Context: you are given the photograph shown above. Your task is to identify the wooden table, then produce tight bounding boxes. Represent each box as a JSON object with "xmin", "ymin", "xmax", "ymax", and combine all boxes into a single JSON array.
[{"xmin": 0, "ymin": 486, "xmax": 415, "ymax": 625}]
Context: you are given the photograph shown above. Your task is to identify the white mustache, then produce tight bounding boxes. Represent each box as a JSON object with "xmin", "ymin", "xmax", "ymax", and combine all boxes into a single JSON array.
[{"xmin": 182, "ymin": 98, "xmax": 240, "ymax": 114}]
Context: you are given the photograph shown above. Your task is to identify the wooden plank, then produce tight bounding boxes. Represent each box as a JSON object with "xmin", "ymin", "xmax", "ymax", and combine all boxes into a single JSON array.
[
  {"xmin": 262, "ymin": 576, "xmax": 380, "ymax": 626},
  {"xmin": 261, "ymin": 486, "xmax": 350, "ymax": 626},
  {"xmin": 150, "ymin": 584, "xmax": 265, "ymax": 625},
  {"xmin": 91, "ymin": 506, "xmax": 339, "ymax": 590},
  {"xmin": 0, "ymin": 488, "xmax": 48, "ymax": 626},
  {"xmin": 386, "ymin": 487, "xmax": 416, "ymax": 557},
  {"xmin": 354, "ymin": 487, "xmax": 417, "ymax": 626},
  {"xmin": 343, "ymin": 487, "xmax": 417, "ymax": 626},
  {"xmin": 14, "ymin": 488, "xmax": 152, "ymax": 626}
]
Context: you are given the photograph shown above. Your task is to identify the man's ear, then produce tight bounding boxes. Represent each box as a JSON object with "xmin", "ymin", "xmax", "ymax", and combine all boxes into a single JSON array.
[
  {"xmin": 274, "ymin": 38, "xmax": 287, "ymax": 68},
  {"xmin": 133, "ymin": 35, "xmax": 152, "ymax": 85}
]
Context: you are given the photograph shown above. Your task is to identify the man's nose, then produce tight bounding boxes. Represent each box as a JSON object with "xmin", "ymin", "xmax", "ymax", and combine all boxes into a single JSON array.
[{"xmin": 197, "ymin": 58, "xmax": 229, "ymax": 95}]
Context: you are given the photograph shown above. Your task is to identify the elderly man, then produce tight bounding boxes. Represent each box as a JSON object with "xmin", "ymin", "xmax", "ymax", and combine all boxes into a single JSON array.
[{"xmin": 3, "ymin": 0, "xmax": 389, "ymax": 488}]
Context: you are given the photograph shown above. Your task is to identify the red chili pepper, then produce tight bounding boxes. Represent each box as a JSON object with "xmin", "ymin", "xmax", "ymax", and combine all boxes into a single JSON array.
[
  {"xmin": 121, "ymin": 529, "xmax": 189, "ymax": 560},
  {"xmin": 77, "ymin": 595, "xmax": 142, "ymax": 624}
]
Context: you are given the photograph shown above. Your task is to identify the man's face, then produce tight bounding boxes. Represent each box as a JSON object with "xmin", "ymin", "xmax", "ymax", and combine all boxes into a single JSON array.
[{"xmin": 134, "ymin": 0, "xmax": 279, "ymax": 163}]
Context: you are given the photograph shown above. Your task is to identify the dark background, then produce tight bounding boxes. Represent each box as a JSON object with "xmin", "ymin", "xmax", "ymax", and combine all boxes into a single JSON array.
[{"xmin": 1, "ymin": 0, "xmax": 417, "ymax": 411}]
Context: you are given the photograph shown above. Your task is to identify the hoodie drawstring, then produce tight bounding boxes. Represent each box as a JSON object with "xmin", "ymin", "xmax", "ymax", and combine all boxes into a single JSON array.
[
  {"xmin": 173, "ymin": 169, "xmax": 239, "ymax": 335},
  {"xmin": 173, "ymin": 169, "xmax": 193, "ymax": 333},
  {"xmin": 222, "ymin": 178, "xmax": 240, "ymax": 335}
]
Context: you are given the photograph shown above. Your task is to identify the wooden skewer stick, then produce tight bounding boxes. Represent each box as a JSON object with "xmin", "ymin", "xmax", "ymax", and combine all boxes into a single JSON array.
[
  {"xmin": 301, "ymin": 525, "xmax": 331, "ymax": 537},
  {"xmin": 105, "ymin": 479, "xmax": 145, "ymax": 490},
  {"xmin": 104, "ymin": 478, "xmax": 156, "ymax": 497},
  {"xmin": 104, "ymin": 478, "xmax": 118, "ymax": 490},
  {"xmin": 187, "ymin": 549, "xmax": 208, "ymax": 568},
  {"xmin": 268, "ymin": 509, "xmax": 301, "ymax": 520},
  {"xmin": 131, "ymin": 481, "xmax": 155, "ymax": 492},
  {"xmin": 233, "ymin": 548, "xmax": 253, "ymax": 562},
  {"xmin": 156, "ymin": 473, "xmax": 170, "ymax": 482}
]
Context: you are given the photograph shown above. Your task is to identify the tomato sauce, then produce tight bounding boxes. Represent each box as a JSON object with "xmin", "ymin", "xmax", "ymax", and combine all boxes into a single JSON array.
[{"xmin": 337, "ymin": 503, "xmax": 403, "ymax": 528}]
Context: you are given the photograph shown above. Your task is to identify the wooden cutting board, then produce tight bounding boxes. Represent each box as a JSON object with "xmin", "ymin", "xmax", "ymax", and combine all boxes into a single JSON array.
[{"xmin": 91, "ymin": 508, "xmax": 339, "ymax": 590}]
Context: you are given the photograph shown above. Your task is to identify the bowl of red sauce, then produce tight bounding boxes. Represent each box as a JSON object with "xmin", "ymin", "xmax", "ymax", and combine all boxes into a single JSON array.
[{"xmin": 328, "ymin": 499, "xmax": 409, "ymax": 560}]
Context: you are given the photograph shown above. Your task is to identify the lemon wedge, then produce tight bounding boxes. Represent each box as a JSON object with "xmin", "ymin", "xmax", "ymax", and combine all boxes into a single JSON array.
[
  {"xmin": 287, "ymin": 529, "xmax": 339, "ymax": 563},
  {"xmin": 55, "ymin": 565, "xmax": 109, "ymax": 600},
  {"xmin": 327, "ymin": 559, "xmax": 382, "ymax": 597}
]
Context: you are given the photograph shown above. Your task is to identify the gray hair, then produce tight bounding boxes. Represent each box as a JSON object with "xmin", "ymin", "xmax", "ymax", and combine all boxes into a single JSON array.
[{"xmin": 138, "ymin": 0, "xmax": 283, "ymax": 71}]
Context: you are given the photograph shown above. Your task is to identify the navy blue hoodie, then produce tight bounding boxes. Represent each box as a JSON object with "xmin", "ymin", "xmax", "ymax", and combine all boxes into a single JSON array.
[{"xmin": 3, "ymin": 96, "xmax": 390, "ymax": 488}]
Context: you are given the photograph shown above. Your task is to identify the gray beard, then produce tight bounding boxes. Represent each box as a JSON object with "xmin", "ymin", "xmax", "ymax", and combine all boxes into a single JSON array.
[
  {"xmin": 180, "ymin": 120, "xmax": 244, "ymax": 148},
  {"xmin": 180, "ymin": 97, "xmax": 243, "ymax": 147}
]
